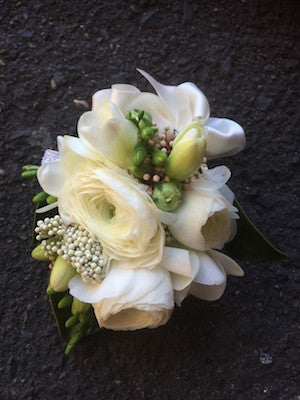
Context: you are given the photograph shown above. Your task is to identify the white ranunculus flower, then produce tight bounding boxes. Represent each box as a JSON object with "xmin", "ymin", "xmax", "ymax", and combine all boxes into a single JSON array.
[
  {"xmin": 168, "ymin": 166, "xmax": 238, "ymax": 251},
  {"xmin": 69, "ymin": 246, "xmax": 200, "ymax": 330},
  {"xmin": 92, "ymin": 69, "xmax": 245, "ymax": 160},
  {"xmin": 59, "ymin": 162, "xmax": 165, "ymax": 269},
  {"xmin": 38, "ymin": 136, "xmax": 170, "ymax": 269}
]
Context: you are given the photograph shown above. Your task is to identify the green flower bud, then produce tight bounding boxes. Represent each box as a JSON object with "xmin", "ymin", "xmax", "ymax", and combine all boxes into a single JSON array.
[
  {"xmin": 151, "ymin": 148, "xmax": 168, "ymax": 167},
  {"xmin": 21, "ymin": 170, "xmax": 37, "ymax": 179},
  {"xmin": 58, "ymin": 294, "xmax": 73, "ymax": 309},
  {"xmin": 50, "ymin": 256, "xmax": 77, "ymax": 292},
  {"xmin": 138, "ymin": 112, "xmax": 153, "ymax": 130},
  {"xmin": 71, "ymin": 298, "xmax": 90, "ymax": 315},
  {"xmin": 32, "ymin": 191, "xmax": 48, "ymax": 204},
  {"xmin": 22, "ymin": 164, "xmax": 39, "ymax": 171},
  {"xmin": 140, "ymin": 126, "xmax": 158, "ymax": 140},
  {"xmin": 152, "ymin": 181, "xmax": 182, "ymax": 212},
  {"xmin": 126, "ymin": 109, "xmax": 145, "ymax": 125},
  {"xmin": 129, "ymin": 163, "xmax": 153, "ymax": 179},
  {"xmin": 64, "ymin": 329, "xmax": 85, "ymax": 355},
  {"xmin": 79, "ymin": 310, "xmax": 91, "ymax": 323},
  {"xmin": 65, "ymin": 315, "xmax": 80, "ymax": 328},
  {"xmin": 46, "ymin": 195, "xmax": 58, "ymax": 204},
  {"xmin": 46, "ymin": 284, "xmax": 56, "ymax": 295},
  {"xmin": 166, "ymin": 121, "xmax": 206, "ymax": 181},
  {"xmin": 133, "ymin": 142, "xmax": 148, "ymax": 166},
  {"xmin": 31, "ymin": 243, "xmax": 50, "ymax": 261}
]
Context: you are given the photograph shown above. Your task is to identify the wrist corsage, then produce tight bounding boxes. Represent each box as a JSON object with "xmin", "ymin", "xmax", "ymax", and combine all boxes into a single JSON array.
[{"xmin": 22, "ymin": 69, "xmax": 285, "ymax": 354}]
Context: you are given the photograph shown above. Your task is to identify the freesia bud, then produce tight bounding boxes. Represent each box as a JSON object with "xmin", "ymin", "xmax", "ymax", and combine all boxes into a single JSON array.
[
  {"xmin": 133, "ymin": 142, "xmax": 147, "ymax": 166},
  {"xmin": 46, "ymin": 195, "xmax": 58, "ymax": 204},
  {"xmin": 126, "ymin": 109, "xmax": 144, "ymax": 125},
  {"xmin": 71, "ymin": 298, "xmax": 90, "ymax": 315},
  {"xmin": 46, "ymin": 284, "xmax": 56, "ymax": 295},
  {"xmin": 129, "ymin": 163, "xmax": 153, "ymax": 179},
  {"xmin": 32, "ymin": 191, "xmax": 48, "ymax": 204},
  {"xmin": 50, "ymin": 256, "xmax": 77, "ymax": 292},
  {"xmin": 65, "ymin": 315, "xmax": 79, "ymax": 328},
  {"xmin": 31, "ymin": 243, "xmax": 50, "ymax": 261},
  {"xmin": 138, "ymin": 111, "xmax": 153, "ymax": 130},
  {"xmin": 58, "ymin": 294, "xmax": 73, "ymax": 309},
  {"xmin": 166, "ymin": 121, "xmax": 206, "ymax": 181},
  {"xmin": 141, "ymin": 126, "xmax": 158, "ymax": 140},
  {"xmin": 151, "ymin": 148, "xmax": 168, "ymax": 167},
  {"xmin": 22, "ymin": 165, "xmax": 39, "ymax": 171},
  {"xmin": 152, "ymin": 181, "xmax": 182, "ymax": 212},
  {"xmin": 21, "ymin": 170, "xmax": 37, "ymax": 179}
]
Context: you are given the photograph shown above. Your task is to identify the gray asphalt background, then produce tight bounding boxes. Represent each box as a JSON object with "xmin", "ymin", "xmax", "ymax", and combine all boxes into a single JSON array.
[{"xmin": 0, "ymin": 1, "xmax": 299, "ymax": 399}]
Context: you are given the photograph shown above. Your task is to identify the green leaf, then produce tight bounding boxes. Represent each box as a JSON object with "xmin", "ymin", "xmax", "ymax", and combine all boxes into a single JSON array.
[{"xmin": 225, "ymin": 199, "xmax": 287, "ymax": 262}]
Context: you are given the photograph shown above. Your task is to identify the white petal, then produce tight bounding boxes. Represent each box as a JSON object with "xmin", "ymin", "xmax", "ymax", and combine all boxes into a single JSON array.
[
  {"xmin": 190, "ymin": 281, "xmax": 226, "ymax": 302},
  {"xmin": 219, "ymin": 184, "xmax": 235, "ymax": 204},
  {"xmin": 193, "ymin": 251, "xmax": 226, "ymax": 286},
  {"xmin": 91, "ymin": 88, "xmax": 112, "ymax": 111},
  {"xmin": 41, "ymin": 149, "xmax": 60, "ymax": 165},
  {"xmin": 78, "ymin": 110, "xmax": 137, "ymax": 168},
  {"xmin": 110, "ymin": 84, "xmax": 140, "ymax": 111},
  {"xmin": 37, "ymin": 161, "xmax": 64, "ymax": 197},
  {"xmin": 35, "ymin": 201, "xmax": 58, "ymax": 214},
  {"xmin": 204, "ymin": 117, "xmax": 246, "ymax": 159},
  {"xmin": 168, "ymin": 190, "xmax": 213, "ymax": 251},
  {"xmin": 203, "ymin": 165, "xmax": 231, "ymax": 188},
  {"xmin": 69, "ymin": 267, "xmax": 134, "ymax": 304},
  {"xmin": 63, "ymin": 135, "xmax": 99, "ymax": 162},
  {"xmin": 160, "ymin": 246, "xmax": 199, "ymax": 291},
  {"xmin": 190, "ymin": 251, "xmax": 227, "ymax": 301},
  {"xmin": 137, "ymin": 68, "xmax": 210, "ymax": 129},
  {"xmin": 208, "ymin": 249, "xmax": 244, "ymax": 277}
]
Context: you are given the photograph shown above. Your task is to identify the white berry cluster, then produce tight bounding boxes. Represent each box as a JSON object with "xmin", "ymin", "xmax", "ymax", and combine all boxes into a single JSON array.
[
  {"xmin": 60, "ymin": 224, "xmax": 107, "ymax": 283},
  {"xmin": 35, "ymin": 215, "xmax": 65, "ymax": 241},
  {"xmin": 35, "ymin": 215, "xmax": 108, "ymax": 284}
]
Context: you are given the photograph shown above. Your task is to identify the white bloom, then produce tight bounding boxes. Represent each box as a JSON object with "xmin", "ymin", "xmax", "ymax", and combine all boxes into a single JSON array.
[
  {"xmin": 38, "ymin": 136, "xmax": 167, "ymax": 269},
  {"xmin": 168, "ymin": 166, "xmax": 238, "ymax": 251},
  {"xmin": 92, "ymin": 69, "xmax": 245, "ymax": 159},
  {"xmin": 69, "ymin": 246, "xmax": 199, "ymax": 330},
  {"xmin": 78, "ymin": 100, "xmax": 138, "ymax": 168}
]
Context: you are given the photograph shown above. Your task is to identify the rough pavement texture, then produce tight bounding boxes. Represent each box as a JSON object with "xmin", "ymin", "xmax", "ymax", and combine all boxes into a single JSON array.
[{"xmin": 0, "ymin": 1, "xmax": 299, "ymax": 399}]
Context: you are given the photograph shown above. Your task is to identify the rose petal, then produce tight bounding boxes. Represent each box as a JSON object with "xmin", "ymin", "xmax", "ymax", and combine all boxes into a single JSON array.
[{"xmin": 204, "ymin": 117, "xmax": 246, "ymax": 159}]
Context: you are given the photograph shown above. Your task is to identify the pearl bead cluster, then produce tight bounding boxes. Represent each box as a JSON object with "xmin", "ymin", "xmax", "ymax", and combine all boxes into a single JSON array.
[{"xmin": 35, "ymin": 215, "xmax": 107, "ymax": 284}]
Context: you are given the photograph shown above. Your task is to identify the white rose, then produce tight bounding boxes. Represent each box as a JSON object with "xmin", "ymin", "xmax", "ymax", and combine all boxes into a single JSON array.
[
  {"xmin": 91, "ymin": 69, "xmax": 245, "ymax": 160},
  {"xmin": 168, "ymin": 166, "xmax": 238, "ymax": 251}
]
